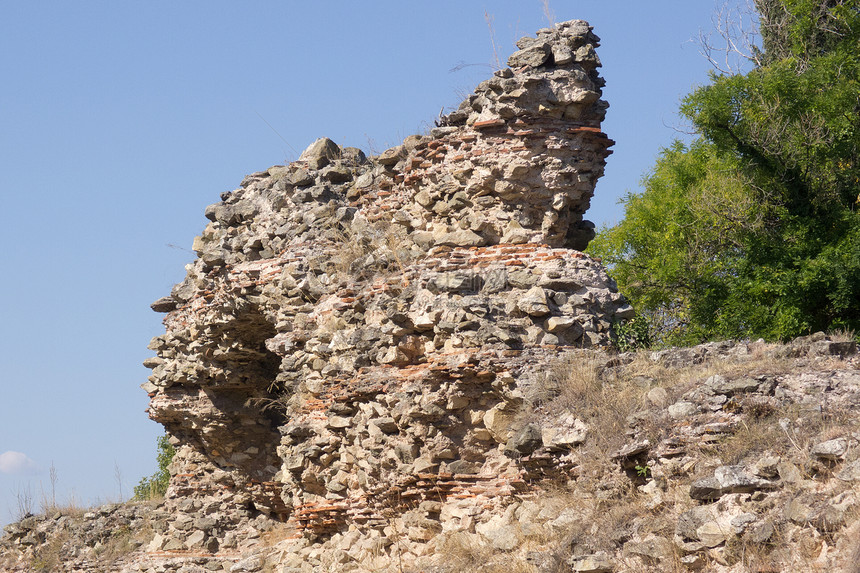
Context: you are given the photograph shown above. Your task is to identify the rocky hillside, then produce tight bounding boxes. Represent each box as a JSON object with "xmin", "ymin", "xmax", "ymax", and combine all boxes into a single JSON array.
[
  {"xmin": 3, "ymin": 336, "xmax": 860, "ymax": 572},
  {"xmin": 4, "ymin": 19, "xmax": 860, "ymax": 573}
]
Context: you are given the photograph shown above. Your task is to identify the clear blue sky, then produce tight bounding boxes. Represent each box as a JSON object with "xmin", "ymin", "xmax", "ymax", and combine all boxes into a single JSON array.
[{"xmin": 0, "ymin": 1, "xmax": 743, "ymax": 524}]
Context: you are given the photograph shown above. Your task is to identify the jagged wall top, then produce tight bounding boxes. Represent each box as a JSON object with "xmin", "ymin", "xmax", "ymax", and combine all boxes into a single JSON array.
[
  {"xmin": 417, "ymin": 18, "xmax": 612, "ymax": 250},
  {"xmin": 443, "ymin": 19, "xmax": 605, "ymax": 129},
  {"xmin": 183, "ymin": 20, "xmax": 611, "ymax": 276}
]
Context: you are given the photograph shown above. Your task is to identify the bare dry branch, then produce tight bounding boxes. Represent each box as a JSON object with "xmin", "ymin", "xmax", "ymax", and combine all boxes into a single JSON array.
[
  {"xmin": 540, "ymin": 0, "xmax": 556, "ymax": 29},
  {"xmin": 484, "ymin": 12, "xmax": 501, "ymax": 71},
  {"xmin": 696, "ymin": 0, "xmax": 763, "ymax": 74}
]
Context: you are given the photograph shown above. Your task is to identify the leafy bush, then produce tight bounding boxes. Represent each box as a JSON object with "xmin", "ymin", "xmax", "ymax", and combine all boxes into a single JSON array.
[
  {"xmin": 133, "ymin": 434, "xmax": 175, "ymax": 500},
  {"xmin": 613, "ymin": 315, "xmax": 652, "ymax": 352},
  {"xmin": 590, "ymin": 0, "xmax": 860, "ymax": 344}
]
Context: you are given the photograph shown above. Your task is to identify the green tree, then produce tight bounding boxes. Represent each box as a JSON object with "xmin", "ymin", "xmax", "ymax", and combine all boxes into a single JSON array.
[
  {"xmin": 591, "ymin": 0, "xmax": 860, "ymax": 345},
  {"xmin": 133, "ymin": 434, "xmax": 175, "ymax": 500}
]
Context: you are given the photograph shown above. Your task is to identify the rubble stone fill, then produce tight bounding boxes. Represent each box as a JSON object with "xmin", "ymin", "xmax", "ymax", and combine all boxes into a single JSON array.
[{"xmin": 140, "ymin": 19, "xmax": 625, "ymax": 555}]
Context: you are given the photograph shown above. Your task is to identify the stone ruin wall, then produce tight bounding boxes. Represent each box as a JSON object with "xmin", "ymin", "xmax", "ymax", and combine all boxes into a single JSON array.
[
  {"xmin": 6, "ymin": 22, "xmax": 860, "ymax": 572},
  {"xmin": 141, "ymin": 20, "xmax": 630, "ymax": 561}
]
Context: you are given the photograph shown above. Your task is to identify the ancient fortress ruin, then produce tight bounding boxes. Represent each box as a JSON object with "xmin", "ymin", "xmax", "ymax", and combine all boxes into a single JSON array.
[
  {"xmin": 5, "ymin": 19, "xmax": 860, "ymax": 573},
  {"xmin": 140, "ymin": 19, "xmax": 628, "ymax": 565}
]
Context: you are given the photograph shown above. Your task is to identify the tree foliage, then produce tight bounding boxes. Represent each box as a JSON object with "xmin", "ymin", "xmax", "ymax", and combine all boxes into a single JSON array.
[
  {"xmin": 590, "ymin": 0, "xmax": 860, "ymax": 345},
  {"xmin": 755, "ymin": 0, "xmax": 860, "ymax": 64},
  {"xmin": 133, "ymin": 434, "xmax": 175, "ymax": 500}
]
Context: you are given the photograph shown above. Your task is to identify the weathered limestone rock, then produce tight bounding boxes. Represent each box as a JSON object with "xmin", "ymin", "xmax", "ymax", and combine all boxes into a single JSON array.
[
  {"xmin": 569, "ymin": 552, "xmax": 613, "ymax": 572},
  {"xmin": 812, "ymin": 437, "xmax": 849, "ymax": 460},
  {"xmin": 299, "ymin": 137, "xmax": 342, "ymax": 170},
  {"xmin": 667, "ymin": 400, "xmax": 697, "ymax": 418},
  {"xmin": 541, "ymin": 413, "xmax": 588, "ymax": 449},
  {"xmin": 690, "ymin": 465, "xmax": 777, "ymax": 501}
]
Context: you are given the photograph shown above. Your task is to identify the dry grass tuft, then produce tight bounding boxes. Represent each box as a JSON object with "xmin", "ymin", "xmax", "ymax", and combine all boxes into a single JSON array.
[
  {"xmin": 711, "ymin": 408, "xmax": 792, "ymax": 466},
  {"xmin": 541, "ymin": 353, "xmax": 642, "ymax": 457},
  {"xmin": 96, "ymin": 525, "xmax": 136, "ymax": 562},
  {"xmin": 540, "ymin": 343, "xmax": 856, "ymax": 472},
  {"xmin": 828, "ymin": 328, "xmax": 857, "ymax": 343},
  {"xmin": 312, "ymin": 218, "xmax": 416, "ymax": 287},
  {"xmin": 29, "ymin": 532, "xmax": 69, "ymax": 572},
  {"xmin": 434, "ymin": 531, "xmax": 542, "ymax": 573},
  {"xmin": 536, "ymin": 349, "xmax": 732, "ymax": 478}
]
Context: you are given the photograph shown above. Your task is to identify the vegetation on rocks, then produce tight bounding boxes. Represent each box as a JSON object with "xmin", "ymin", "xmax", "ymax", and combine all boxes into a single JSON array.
[
  {"xmin": 590, "ymin": 0, "xmax": 860, "ymax": 345},
  {"xmin": 6, "ymin": 336, "xmax": 859, "ymax": 572},
  {"xmin": 133, "ymin": 434, "xmax": 175, "ymax": 501}
]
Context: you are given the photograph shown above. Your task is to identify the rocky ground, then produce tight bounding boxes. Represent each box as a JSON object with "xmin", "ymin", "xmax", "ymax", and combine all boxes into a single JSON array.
[{"xmin": 3, "ymin": 334, "xmax": 859, "ymax": 572}]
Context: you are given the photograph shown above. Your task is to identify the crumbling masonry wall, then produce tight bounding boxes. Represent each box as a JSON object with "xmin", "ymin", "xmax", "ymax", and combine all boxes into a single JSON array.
[{"xmin": 142, "ymin": 20, "xmax": 630, "ymax": 560}]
